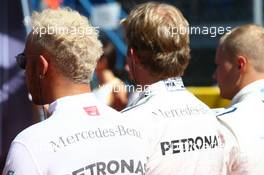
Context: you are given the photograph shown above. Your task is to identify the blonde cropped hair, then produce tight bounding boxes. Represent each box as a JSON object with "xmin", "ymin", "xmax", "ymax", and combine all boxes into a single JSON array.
[
  {"xmin": 122, "ymin": 2, "xmax": 190, "ymax": 77},
  {"xmin": 220, "ymin": 24, "xmax": 264, "ymax": 72},
  {"xmin": 29, "ymin": 8, "xmax": 102, "ymax": 83}
]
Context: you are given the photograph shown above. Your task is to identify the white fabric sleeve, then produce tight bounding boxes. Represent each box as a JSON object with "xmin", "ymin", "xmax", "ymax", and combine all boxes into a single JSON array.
[
  {"xmin": 217, "ymin": 118, "xmax": 240, "ymax": 175},
  {"xmin": 2, "ymin": 141, "xmax": 41, "ymax": 175}
]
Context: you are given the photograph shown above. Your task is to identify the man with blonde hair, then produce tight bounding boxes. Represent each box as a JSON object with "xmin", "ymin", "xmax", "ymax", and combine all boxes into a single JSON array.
[
  {"xmin": 213, "ymin": 24, "xmax": 264, "ymax": 175},
  {"xmin": 3, "ymin": 8, "xmax": 147, "ymax": 175},
  {"xmin": 122, "ymin": 2, "xmax": 225, "ymax": 175}
]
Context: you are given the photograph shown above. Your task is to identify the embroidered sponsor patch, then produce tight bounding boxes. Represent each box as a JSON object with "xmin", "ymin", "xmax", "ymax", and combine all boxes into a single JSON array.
[
  {"xmin": 72, "ymin": 159, "xmax": 145, "ymax": 175},
  {"xmin": 164, "ymin": 78, "xmax": 184, "ymax": 91},
  {"xmin": 83, "ymin": 106, "xmax": 100, "ymax": 116},
  {"xmin": 160, "ymin": 135, "xmax": 223, "ymax": 156}
]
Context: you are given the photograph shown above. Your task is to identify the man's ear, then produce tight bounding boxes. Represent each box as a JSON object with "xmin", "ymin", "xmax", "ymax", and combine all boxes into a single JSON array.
[
  {"xmin": 38, "ymin": 55, "xmax": 48, "ymax": 78},
  {"xmin": 236, "ymin": 55, "xmax": 247, "ymax": 71}
]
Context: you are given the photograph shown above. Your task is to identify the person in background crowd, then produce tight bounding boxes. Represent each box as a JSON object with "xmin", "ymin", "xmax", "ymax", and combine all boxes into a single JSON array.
[
  {"xmin": 121, "ymin": 2, "xmax": 226, "ymax": 175},
  {"xmin": 213, "ymin": 24, "xmax": 264, "ymax": 175},
  {"xmin": 93, "ymin": 40, "xmax": 128, "ymax": 111},
  {"xmin": 3, "ymin": 8, "xmax": 147, "ymax": 175}
]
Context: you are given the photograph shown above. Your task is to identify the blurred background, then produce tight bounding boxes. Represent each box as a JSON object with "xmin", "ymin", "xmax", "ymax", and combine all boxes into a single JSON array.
[{"xmin": 0, "ymin": 0, "xmax": 263, "ymax": 171}]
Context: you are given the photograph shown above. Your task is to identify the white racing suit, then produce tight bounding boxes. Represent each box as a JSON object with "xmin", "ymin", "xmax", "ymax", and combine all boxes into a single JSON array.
[
  {"xmin": 3, "ymin": 93, "xmax": 147, "ymax": 175},
  {"xmin": 216, "ymin": 79, "xmax": 264, "ymax": 175},
  {"xmin": 122, "ymin": 77, "xmax": 225, "ymax": 175}
]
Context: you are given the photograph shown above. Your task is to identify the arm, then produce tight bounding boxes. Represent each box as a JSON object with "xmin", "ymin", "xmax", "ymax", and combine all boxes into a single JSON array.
[
  {"xmin": 3, "ymin": 141, "xmax": 41, "ymax": 175},
  {"xmin": 217, "ymin": 117, "xmax": 241, "ymax": 175}
]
